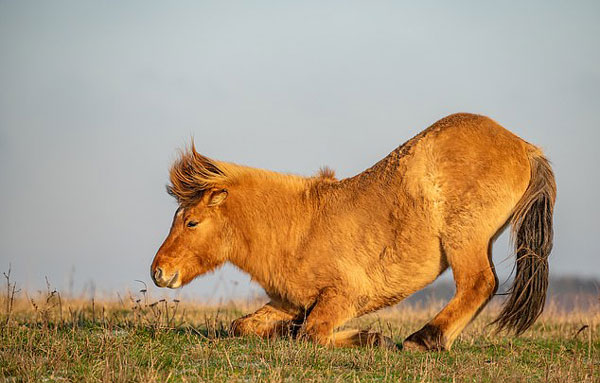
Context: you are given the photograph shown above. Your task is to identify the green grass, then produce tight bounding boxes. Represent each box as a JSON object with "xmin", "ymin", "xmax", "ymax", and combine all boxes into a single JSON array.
[{"xmin": 0, "ymin": 287, "xmax": 598, "ymax": 382}]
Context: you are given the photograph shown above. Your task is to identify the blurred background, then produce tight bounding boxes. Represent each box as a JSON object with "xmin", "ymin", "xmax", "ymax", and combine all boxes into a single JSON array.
[{"xmin": 1, "ymin": 1, "xmax": 599, "ymax": 301}]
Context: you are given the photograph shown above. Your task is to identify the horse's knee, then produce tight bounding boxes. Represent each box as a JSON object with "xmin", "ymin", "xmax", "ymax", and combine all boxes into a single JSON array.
[
  {"xmin": 230, "ymin": 315, "xmax": 253, "ymax": 336},
  {"xmin": 231, "ymin": 314, "xmax": 296, "ymax": 338}
]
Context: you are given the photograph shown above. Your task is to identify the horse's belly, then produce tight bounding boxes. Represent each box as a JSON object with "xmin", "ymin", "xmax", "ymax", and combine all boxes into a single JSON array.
[{"xmin": 347, "ymin": 237, "xmax": 447, "ymax": 315}]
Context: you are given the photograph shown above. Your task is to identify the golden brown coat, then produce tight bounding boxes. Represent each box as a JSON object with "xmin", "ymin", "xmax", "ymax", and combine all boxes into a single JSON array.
[{"xmin": 151, "ymin": 113, "xmax": 556, "ymax": 351}]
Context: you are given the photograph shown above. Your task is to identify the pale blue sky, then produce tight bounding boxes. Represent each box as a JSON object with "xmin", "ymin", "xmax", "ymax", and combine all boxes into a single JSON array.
[{"xmin": 1, "ymin": 1, "xmax": 599, "ymax": 298}]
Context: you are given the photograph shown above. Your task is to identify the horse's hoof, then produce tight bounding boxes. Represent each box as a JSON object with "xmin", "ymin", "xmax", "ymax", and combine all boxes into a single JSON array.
[
  {"xmin": 402, "ymin": 338, "xmax": 429, "ymax": 351},
  {"xmin": 402, "ymin": 325, "xmax": 446, "ymax": 351}
]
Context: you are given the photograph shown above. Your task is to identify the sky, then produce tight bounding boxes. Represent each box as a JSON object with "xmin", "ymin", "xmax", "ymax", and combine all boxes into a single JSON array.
[{"xmin": 1, "ymin": 1, "xmax": 599, "ymax": 300}]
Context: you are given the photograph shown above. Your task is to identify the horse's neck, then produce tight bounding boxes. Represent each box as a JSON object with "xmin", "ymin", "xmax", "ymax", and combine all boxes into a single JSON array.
[
  {"xmin": 225, "ymin": 155, "xmax": 401, "ymax": 290},
  {"xmin": 226, "ymin": 174, "xmax": 315, "ymax": 282}
]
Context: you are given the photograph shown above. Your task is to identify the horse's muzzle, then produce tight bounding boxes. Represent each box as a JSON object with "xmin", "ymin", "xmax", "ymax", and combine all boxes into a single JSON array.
[{"xmin": 151, "ymin": 267, "xmax": 180, "ymax": 288}]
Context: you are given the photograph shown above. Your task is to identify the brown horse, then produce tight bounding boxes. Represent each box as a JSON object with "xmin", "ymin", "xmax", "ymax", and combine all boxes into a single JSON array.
[{"xmin": 151, "ymin": 113, "xmax": 556, "ymax": 351}]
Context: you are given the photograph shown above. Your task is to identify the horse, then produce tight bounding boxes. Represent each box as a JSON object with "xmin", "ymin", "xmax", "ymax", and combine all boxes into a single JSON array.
[{"xmin": 150, "ymin": 113, "xmax": 556, "ymax": 351}]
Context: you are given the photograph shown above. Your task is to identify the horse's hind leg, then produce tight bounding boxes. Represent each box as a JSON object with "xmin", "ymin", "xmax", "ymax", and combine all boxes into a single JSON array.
[{"xmin": 403, "ymin": 240, "xmax": 497, "ymax": 351}]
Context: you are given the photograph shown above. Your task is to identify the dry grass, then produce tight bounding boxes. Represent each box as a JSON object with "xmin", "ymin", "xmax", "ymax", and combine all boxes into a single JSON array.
[{"xmin": 0, "ymin": 274, "xmax": 598, "ymax": 382}]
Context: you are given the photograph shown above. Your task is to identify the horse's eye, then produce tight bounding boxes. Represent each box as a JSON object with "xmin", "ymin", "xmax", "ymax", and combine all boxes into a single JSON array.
[{"xmin": 187, "ymin": 221, "xmax": 199, "ymax": 228}]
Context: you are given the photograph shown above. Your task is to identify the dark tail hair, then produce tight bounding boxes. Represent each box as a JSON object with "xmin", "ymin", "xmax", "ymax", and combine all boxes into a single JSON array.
[{"xmin": 493, "ymin": 149, "xmax": 557, "ymax": 335}]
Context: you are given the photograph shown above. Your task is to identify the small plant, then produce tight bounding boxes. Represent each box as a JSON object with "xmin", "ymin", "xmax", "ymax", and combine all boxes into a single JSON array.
[{"xmin": 2, "ymin": 266, "xmax": 19, "ymax": 328}]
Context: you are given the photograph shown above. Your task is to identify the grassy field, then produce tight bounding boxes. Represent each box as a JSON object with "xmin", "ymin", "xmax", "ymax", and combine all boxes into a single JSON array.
[{"xmin": 1, "ymin": 279, "xmax": 598, "ymax": 383}]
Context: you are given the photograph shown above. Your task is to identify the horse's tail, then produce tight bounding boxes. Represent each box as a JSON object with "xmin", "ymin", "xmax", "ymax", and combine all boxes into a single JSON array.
[{"xmin": 493, "ymin": 147, "xmax": 556, "ymax": 334}]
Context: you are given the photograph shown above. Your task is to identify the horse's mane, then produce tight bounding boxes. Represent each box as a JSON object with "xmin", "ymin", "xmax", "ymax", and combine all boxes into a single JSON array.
[
  {"xmin": 168, "ymin": 142, "xmax": 338, "ymax": 207},
  {"xmin": 316, "ymin": 166, "xmax": 336, "ymax": 181},
  {"xmin": 167, "ymin": 143, "xmax": 231, "ymax": 207}
]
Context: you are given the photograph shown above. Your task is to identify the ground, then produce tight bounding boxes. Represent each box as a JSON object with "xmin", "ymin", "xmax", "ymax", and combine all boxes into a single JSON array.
[{"xmin": 0, "ymin": 285, "xmax": 598, "ymax": 382}]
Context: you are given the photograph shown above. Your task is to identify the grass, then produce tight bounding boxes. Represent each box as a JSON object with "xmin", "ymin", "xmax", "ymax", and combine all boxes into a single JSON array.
[{"xmin": 0, "ymin": 276, "xmax": 598, "ymax": 382}]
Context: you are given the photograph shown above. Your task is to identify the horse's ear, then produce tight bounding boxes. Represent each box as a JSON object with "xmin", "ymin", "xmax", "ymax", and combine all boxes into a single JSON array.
[{"xmin": 207, "ymin": 188, "xmax": 228, "ymax": 207}]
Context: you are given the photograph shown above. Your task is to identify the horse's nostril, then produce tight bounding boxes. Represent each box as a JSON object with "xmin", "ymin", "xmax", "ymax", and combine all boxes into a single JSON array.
[{"xmin": 154, "ymin": 267, "xmax": 163, "ymax": 282}]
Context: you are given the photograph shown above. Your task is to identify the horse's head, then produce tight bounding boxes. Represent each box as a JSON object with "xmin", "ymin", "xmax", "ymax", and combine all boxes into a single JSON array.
[
  {"xmin": 151, "ymin": 144, "xmax": 233, "ymax": 288},
  {"xmin": 151, "ymin": 189, "xmax": 230, "ymax": 288}
]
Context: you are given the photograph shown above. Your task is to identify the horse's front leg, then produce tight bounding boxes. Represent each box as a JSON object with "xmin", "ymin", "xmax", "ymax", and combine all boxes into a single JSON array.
[
  {"xmin": 230, "ymin": 301, "xmax": 300, "ymax": 338},
  {"xmin": 299, "ymin": 289, "xmax": 398, "ymax": 349}
]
